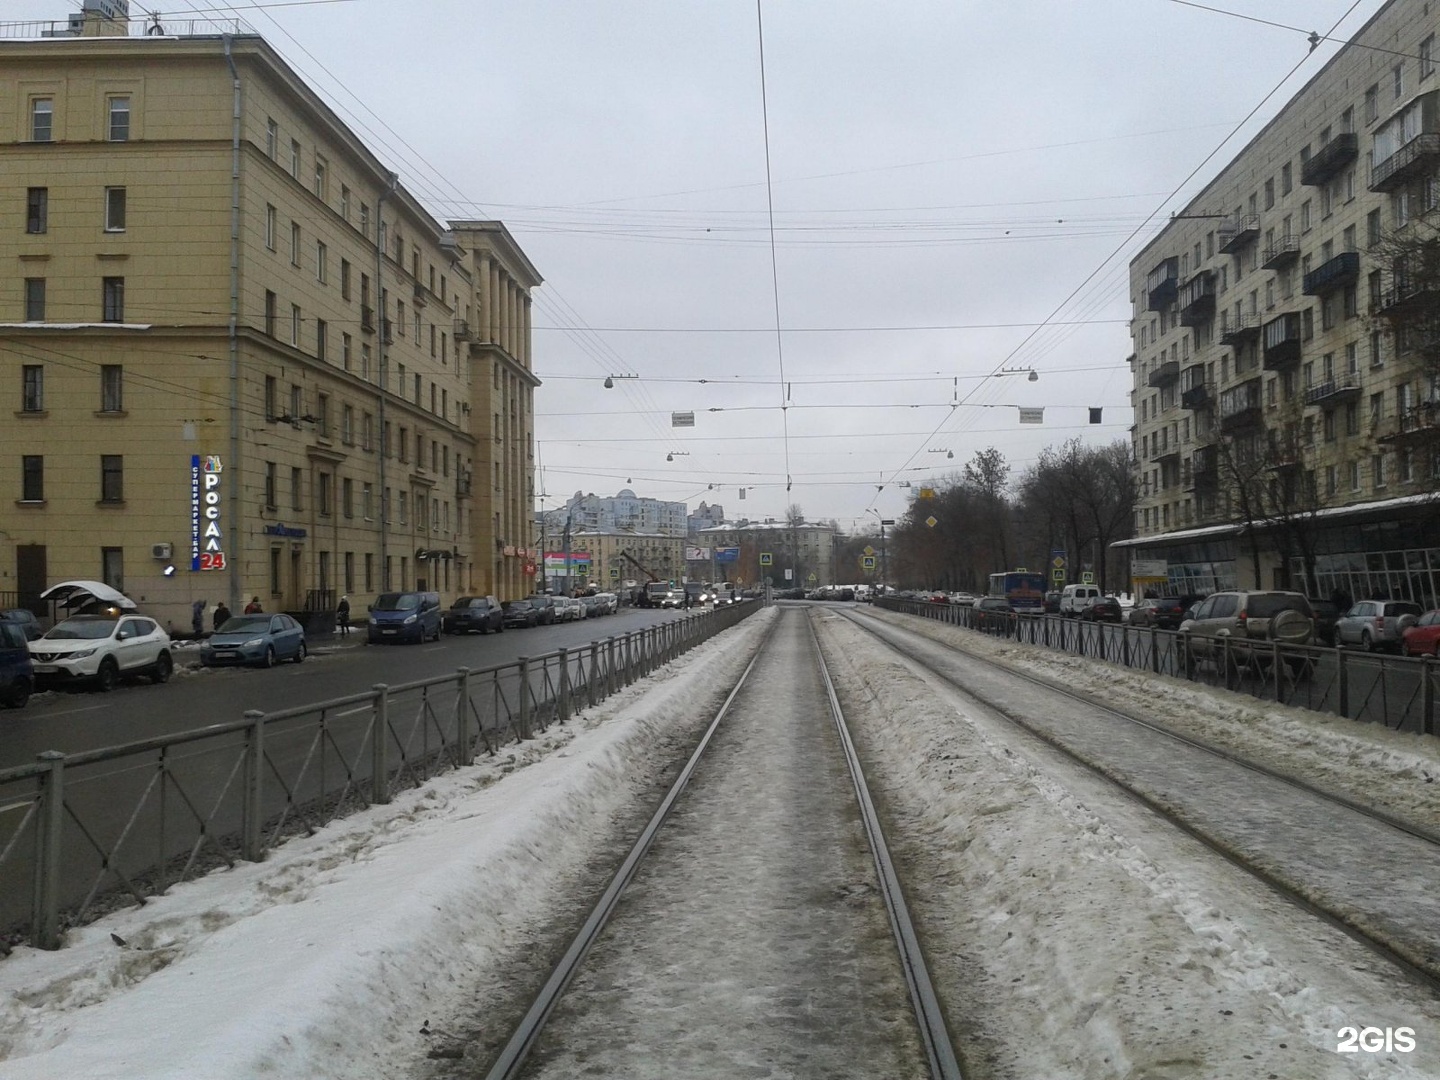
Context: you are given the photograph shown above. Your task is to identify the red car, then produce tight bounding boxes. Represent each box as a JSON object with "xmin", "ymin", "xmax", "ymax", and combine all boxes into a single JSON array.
[{"xmin": 1402, "ymin": 610, "xmax": 1440, "ymax": 657}]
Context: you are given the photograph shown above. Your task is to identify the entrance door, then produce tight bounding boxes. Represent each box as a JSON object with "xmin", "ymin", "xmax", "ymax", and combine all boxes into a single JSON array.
[
  {"xmin": 289, "ymin": 548, "xmax": 302, "ymax": 611},
  {"xmin": 16, "ymin": 544, "xmax": 46, "ymax": 613}
]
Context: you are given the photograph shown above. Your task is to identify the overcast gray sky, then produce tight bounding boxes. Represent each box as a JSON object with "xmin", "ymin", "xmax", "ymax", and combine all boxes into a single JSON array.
[{"xmin": 39, "ymin": 0, "xmax": 1388, "ymax": 531}]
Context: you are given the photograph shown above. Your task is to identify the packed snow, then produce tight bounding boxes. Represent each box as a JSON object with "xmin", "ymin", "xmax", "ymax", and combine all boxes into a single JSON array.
[{"xmin": 1, "ymin": 602, "xmax": 1437, "ymax": 1079}]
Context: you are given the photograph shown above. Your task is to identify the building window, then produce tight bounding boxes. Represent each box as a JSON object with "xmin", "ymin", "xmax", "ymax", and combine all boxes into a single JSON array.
[
  {"xmin": 340, "ymin": 258, "xmax": 351, "ymax": 300},
  {"xmin": 23, "ymin": 278, "xmax": 45, "ymax": 321},
  {"xmin": 360, "ymin": 202, "xmax": 369, "ymax": 237},
  {"xmin": 100, "ymin": 455, "xmax": 124, "ymax": 503},
  {"xmin": 342, "ymin": 404, "xmax": 354, "ymax": 444},
  {"xmin": 264, "ymin": 375, "xmax": 277, "ymax": 419},
  {"xmin": 316, "ymin": 318, "xmax": 328, "ymax": 362},
  {"xmin": 362, "ymin": 412, "xmax": 373, "ymax": 451},
  {"xmin": 1423, "ymin": 35, "xmax": 1436, "ymax": 80},
  {"xmin": 290, "ymin": 139, "xmax": 301, "ymax": 180},
  {"xmin": 30, "ymin": 98, "xmax": 53, "ymax": 142},
  {"xmin": 264, "ymin": 290, "xmax": 277, "ymax": 336},
  {"xmin": 100, "ymin": 365, "xmax": 122, "ymax": 412},
  {"xmin": 340, "ymin": 184, "xmax": 350, "ymax": 221},
  {"xmin": 107, "ymin": 95, "xmax": 130, "ymax": 141},
  {"xmin": 316, "ymin": 241, "xmax": 327, "ymax": 284},
  {"xmin": 313, "ymin": 155, "xmax": 327, "ymax": 199},
  {"xmin": 1373, "ymin": 453, "xmax": 1386, "ymax": 489},
  {"xmin": 101, "ymin": 548, "xmax": 124, "ymax": 592},
  {"xmin": 21, "ymin": 455, "xmax": 44, "ymax": 502},
  {"xmin": 264, "ymin": 204, "xmax": 276, "ymax": 249},
  {"xmin": 1365, "ymin": 84, "xmax": 1379, "ymax": 124},
  {"xmin": 342, "ymin": 477, "xmax": 353, "ymax": 518},
  {"xmin": 290, "ymin": 383, "xmax": 302, "ymax": 419},
  {"xmin": 317, "ymin": 472, "xmax": 332, "ymax": 516},
  {"xmin": 317, "ymin": 392, "xmax": 330, "ymax": 437},
  {"xmin": 291, "ymin": 304, "xmax": 301, "ymax": 346},
  {"xmin": 291, "ymin": 466, "xmax": 302, "ymax": 511},
  {"xmin": 102, "ymin": 277, "xmax": 124, "ymax": 322},
  {"xmin": 104, "ymin": 186, "xmax": 126, "ymax": 231},
  {"xmin": 1394, "ymin": 63, "xmax": 1404, "ymax": 100},
  {"xmin": 1345, "ymin": 400, "xmax": 1359, "ymax": 436},
  {"xmin": 399, "ymin": 490, "xmax": 408, "ymax": 525},
  {"xmin": 361, "ymin": 343, "xmax": 371, "ymax": 383},
  {"xmin": 1367, "ymin": 208, "xmax": 1382, "ymax": 247},
  {"xmin": 290, "ymin": 221, "xmax": 301, "ymax": 265},
  {"xmin": 266, "ymin": 117, "xmax": 278, "ymax": 157},
  {"xmin": 270, "ymin": 548, "xmax": 281, "ymax": 595},
  {"xmin": 264, "ymin": 461, "xmax": 277, "ymax": 509},
  {"xmin": 26, "ymin": 187, "xmax": 47, "ymax": 234},
  {"xmin": 342, "ymin": 332, "xmax": 352, "ymax": 371}
]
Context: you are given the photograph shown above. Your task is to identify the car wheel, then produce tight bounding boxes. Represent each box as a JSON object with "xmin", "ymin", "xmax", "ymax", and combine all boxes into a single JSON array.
[
  {"xmin": 150, "ymin": 651, "xmax": 173, "ymax": 684},
  {"xmin": 95, "ymin": 658, "xmax": 119, "ymax": 693},
  {"xmin": 293, "ymin": 641, "xmax": 307, "ymax": 664},
  {"xmin": 262, "ymin": 645, "xmax": 276, "ymax": 668},
  {"xmin": 1361, "ymin": 631, "xmax": 1376, "ymax": 653},
  {"xmin": 2, "ymin": 677, "xmax": 31, "ymax": 708}
]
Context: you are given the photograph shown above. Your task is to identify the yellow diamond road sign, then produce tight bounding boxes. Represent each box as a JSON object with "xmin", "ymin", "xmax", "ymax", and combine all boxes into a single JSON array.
[
  {"xmin": 863, "ymin": 545, "xmax": 875, "ymax": 557},
  {"xmin": 925, "ymin": 515, "xmax": 938, "ymax": 528}
]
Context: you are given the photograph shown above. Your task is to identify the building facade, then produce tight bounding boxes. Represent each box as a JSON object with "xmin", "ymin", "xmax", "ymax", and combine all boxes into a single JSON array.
[
  {"xmin": 1124, "ymin": 0, "xmax": 1440, "ymax": 605},
  {"xmin": 695, "ymin": 520, "xmax": 837, "ymax": 589},
  {"xmin": 0, "ymin": 13, "xmax": 540, "ymax": 628},
  {"xmin": 540, "ymin": 488, "xmax": 688, "ymax": 539},
  {"xmin": 564, "ymin": 527, "xmax": 685, "ymax": 594}
]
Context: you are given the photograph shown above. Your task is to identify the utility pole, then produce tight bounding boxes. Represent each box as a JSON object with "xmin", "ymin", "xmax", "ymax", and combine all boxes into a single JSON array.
[{"xmin": 880, "ymin": 519, "xmax": 893, "ymax": 594}]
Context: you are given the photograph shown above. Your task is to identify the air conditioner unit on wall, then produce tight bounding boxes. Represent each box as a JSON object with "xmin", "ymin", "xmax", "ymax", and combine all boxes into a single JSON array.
[{"xmin": 152, "ymin": 542, "xmax": 173, "ymax": 560}]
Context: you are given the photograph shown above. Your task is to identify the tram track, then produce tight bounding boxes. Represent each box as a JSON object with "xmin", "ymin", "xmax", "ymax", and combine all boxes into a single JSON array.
[
  {"xmin": 479, "ymin": 605, "xmax": 964, "ymax": 1080},
  {"xmin": 838, "ymin": 605, "xmax": 1440, "ymax": 994}
]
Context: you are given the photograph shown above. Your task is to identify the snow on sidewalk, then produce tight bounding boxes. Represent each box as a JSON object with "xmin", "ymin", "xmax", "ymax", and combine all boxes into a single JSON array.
[{"xmin": 0, "ymin": 609, "xmax": 776, "ymax": 1080}]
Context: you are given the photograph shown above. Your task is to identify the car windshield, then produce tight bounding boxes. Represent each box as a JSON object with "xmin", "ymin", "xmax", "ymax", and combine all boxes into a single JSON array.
[
  {"xmin": 44, "ymin": 618, "xmax": 117, "ymax": 640},
  {"xmin": 218, "ymin": 616, "xmax": 271, "ymax": 633},
  {"xmin": 373, "ymin": 593, "xmax": 420, "ymax": 611},
  {"xmin": 503, "ymin": 601, "xmax": 530, "ymax": 611},
  {"xmin": 1247, "ymin": 595, "xmax": 1312, "ymax": 619}
]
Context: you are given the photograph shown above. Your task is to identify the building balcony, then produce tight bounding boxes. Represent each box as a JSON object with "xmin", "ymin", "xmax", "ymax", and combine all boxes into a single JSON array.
[
  {"xmin": 1302, "ymin": 251, "xmax": 1360, "ymax": 296},
  {"xmin": 1304, "ymin": 379, "xmax": 1361, "ymax": 407},
  {"xmin": 1146, "ymin": 256, "xmax": 1179, "ymax": 312},
  {"xmin": 1260, "ymin": 234, "xmax": 1301, "ymax": 270},
  {"xmin": 360, "ymin": 305, "xmax": 375, "ymax": 333},
  {"xmin": 1177, "ymin": 271, "xmax": 1216, "ymax": 326},
  {"xmin": 453, "ymin": 318, "xmax": 472, "ymax": 342},
  {"xmin": 1191, "ymin": 445, "xmax": 1219, "ymax": 490},
  {"xmin": 1217, "ymin": 214, "xmax": 1260, "ymax": 254},
  {"xmin": 1181, "ymin": 380, "xmax": 1214, "ymax": 411},
  {"xmin": 1373, "ymin": 277, "xmax": 1440, "ymax": 317},
  {"xmin": 1219, "ymin": 379, "xmax": 1263, "ymax": 432},
  {"xmin": 1218, "ymin": 312, "xmax": 1261, "ymax": 345},
  {"xmin": 1151, "ymin": 446, "xmax": 1181, "ymax": 466},
  {"xmin": 1147, "ymin": 360, "xmax": 1180, "ymax": 388},
  {"xmin": 1378, "ymin": 402, "xmax": 1440, "ymax": 443},
  {"xmin": 1371, "ymin": 132, "xmax": 1440, "ymax": 192},
  {"xmin": 1300, "ymin": 132, "xmax": 1359, "ymax": 187},
  {"xmin": 1262, "ymin": 312, "xmax": 1302, "ymax": 371}
]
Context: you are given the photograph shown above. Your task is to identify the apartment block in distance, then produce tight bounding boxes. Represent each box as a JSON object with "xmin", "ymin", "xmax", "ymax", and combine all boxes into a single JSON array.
[
  {"xmin": 0, "ymin": 2, "xmax": 541, "ymax": 629},
  {"xmin": 1120, "ymin": 0, "xmax": 1440, "ymax": 607}
]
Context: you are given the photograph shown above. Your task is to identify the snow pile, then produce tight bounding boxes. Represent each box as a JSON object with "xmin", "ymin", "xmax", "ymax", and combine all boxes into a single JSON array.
[
  {"xmin": 0, "ymin": 609, "xmax": 775, "ymax": 1080},
  {"xmin": 863, "ymin": 607, "xmax": 1440, "ymax": 832}
]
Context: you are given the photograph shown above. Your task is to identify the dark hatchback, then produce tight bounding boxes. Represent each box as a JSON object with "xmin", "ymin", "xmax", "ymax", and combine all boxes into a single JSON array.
[
  {"xmin": 444, "ymin": 596, "xmax": 504, "ymax": 635},
  {"xmin": 501, "ymin": 600, "xmax": 540, "ymax": 629},
  {"xmin": 525, "ymin": 595, "xmax": 560, "ymax": 626},
  {"xmin": 1128, "ymin": 596, "xmax": 1196, "ymax": 631},
  {"xmin": 1078, "ymin": 596, "xmax": 1123, "ymax": 623}
]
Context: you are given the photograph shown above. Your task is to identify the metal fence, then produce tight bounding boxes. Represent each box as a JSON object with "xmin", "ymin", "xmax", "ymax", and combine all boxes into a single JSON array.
[
  {"xmin": 0, "ymin": 602, "xmax": 759, "ymax": 952},
  {"xmin": 878, "ymin": 598, "xmax": 1439, "ymax": 738}
]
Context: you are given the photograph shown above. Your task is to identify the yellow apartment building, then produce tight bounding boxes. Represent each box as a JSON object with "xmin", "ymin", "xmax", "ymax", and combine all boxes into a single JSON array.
[{"xmin": 0, "ymin": 12, "xmax": 540, "ymax": 629}]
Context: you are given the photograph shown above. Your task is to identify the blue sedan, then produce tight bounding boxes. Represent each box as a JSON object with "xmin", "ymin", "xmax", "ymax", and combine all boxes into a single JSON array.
[{"xmin": 201, "ymin": 613, "xmax": 307, "ymax": 668}]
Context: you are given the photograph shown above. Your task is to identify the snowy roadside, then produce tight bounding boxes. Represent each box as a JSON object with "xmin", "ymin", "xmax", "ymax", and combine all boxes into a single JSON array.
[
  {"xmin": 0, "ymin": 609, "xmax": 776, "ymax": 1080},
  {"xmin": 858, "ymin": 606, "xmax": 1440, "ymax": 832},
  {"xmin": 814, "ymin": 608, "xmax": 1440, "ymax": 1079}
]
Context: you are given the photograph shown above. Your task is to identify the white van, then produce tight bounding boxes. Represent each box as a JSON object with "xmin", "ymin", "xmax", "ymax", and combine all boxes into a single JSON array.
[{"xmin": 1059, "ymin": 584, "xmax": 1102, "ymax": 616}]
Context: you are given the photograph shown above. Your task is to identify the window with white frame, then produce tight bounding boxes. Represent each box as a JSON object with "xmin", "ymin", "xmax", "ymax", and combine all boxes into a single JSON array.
[
  {"xmin": 107, "ymin": 95, "xmax": 130, "ymax": 141},
  {"xmin": 30, "ymin": 98, "xmax": 53, "ymax": 142},
  {"xmin": 104, "ymin": 186, "xmax": 126, "ymax": 231}
]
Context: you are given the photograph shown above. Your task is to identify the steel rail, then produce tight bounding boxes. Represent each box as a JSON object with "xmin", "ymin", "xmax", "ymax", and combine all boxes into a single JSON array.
[
  {"xmin": 807, "ymin": 613, "xmax": 964, "ymax": 1080},
  {"xmin": 480, "ymin": 622, "xmax": 775, "ymax": 1080},
  {"xmin": 844, "ymin": 607, "xmax": 1440, "ymax": 993}
]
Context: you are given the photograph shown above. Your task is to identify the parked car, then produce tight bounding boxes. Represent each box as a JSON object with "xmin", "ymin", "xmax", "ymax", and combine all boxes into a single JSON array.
[
  {"xmin": 1335, "ymin": 599, "xmax": 1423, "ymax": 653},
  {"xmin": 1307, "ymin": 598, "xmax": 1342, "ymax": 647},
  {"xmin": 202, "ymin": 613, "xmax": 307, "ymax": 667},
  {"xmin": 559, "ymin": 596, "xmax": 586, "ymax": 621},
  {"xmin": 1127, "ymin": 596, "xmax": 1196, "ymax": 631},
  {"xmin": 1401, "ymin": 610, "xmax": 1440, "ymax": 657},
  {"xmin": 1180, "ymin": 590, "xmax": 1314, "ymax": 666},
  {"xmin": 0, "ymin": 619, "xmax": 35, "ymax": 708},
  {"xmin": 444, "ymin": 596, "xmax": 504, "ymax": 635},
  {"xmin": 29, "ymin": 614, "xmax": 174, "ymax": 692},
  {"xmin": 525, "ymin": 595, "xmax": 560, "ymax": 626},
  {"xmin": 367, "ymin": 591, "xmax": 442, "ymax": 644},
  {"xmin": 1, "ymin": 608, "xmax": 44, "ymax": 641},
  {"xmin": 1043, "ymin": 590, "xmax": 1062, "ymax": 614},
  {"xmin": 501, "ymin": 600, "xmax": 540, "ymax": 629},
  {"xmin": 973, "ymin": 595, "xmax": 1014, "ymax": 632},
  {"xmin": 595, "ymin": 592, "xmax": 619, "ymax": 615},
  {"xmin": 1078, "ymin": 596, "xmax": 1123, "ymax": 623}
]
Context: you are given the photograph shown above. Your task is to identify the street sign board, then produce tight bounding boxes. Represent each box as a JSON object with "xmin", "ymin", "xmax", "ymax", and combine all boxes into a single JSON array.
[
  {"xmin": 1082, "ymin": 571, "xmax": 1095, "ymax": 584},
  {"xmin": 671, "ymin": 411, "xmax": 695, "ymax": 427},
  {"xmin": 759, "ymin": 552, "xmax": 772, "ymax": 566},
  {"xmin": 863, "ymin": 545, "xmax": 875, "ymax": 557},
  {"xmin": 1051, "ymin": 569, "xmax": 1065, "ymax": 582},
  {"xmin": 862, "ymin": 556, "xmax": 876, "ymax": 569},
  {"xmin": 1132, "ymin": 559, "xmax": 1167, "ymax": 577}
]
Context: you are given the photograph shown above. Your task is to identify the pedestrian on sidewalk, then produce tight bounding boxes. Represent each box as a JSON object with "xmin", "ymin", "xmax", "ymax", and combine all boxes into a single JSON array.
[
  {"xmin": 191, "ymin": 598, "xmax": 207, "ymax": 638},
  {"xmin": 244, "ymin": 596, "xmax": 263, "ymax": 614},
  {"xmin": 213, "ymin": 601, "xmax": 231, "ymax": 631},
  {"xmin": 336, "ymin": 595, "xmax": 351, "ymax": 635}
]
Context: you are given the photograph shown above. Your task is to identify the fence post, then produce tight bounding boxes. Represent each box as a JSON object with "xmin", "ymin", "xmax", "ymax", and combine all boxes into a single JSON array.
[
  {"xmin": 371, "ymin": 685, "xmax": 391, "ymax": 805},
  {"xmin": 1422, "ymin": 657, "xmax": 1435, "ymax": 736},
  {"xmin": 1043, "ymin": 617, "xmax": 1050, "ymax": 648},
  {"xmin": 1151, "ymin": 627, "xmax": 1160, "ymax": 674},
  {"xmin": 1337, "ymin": 650, "xmax": 1349, "ymax": 718},
  {"xmin": 455, "ymin": 667, "xmax": 472, "ymax": 765},
  {"xmin": 33, "ymin": 750, "xmax": 66, "ymax": 950},
  {"xmin": 588, "ymin": 641, "xmax": 600, "ymax": 705},
  {"xmin": 518, "ymin": 657, "xmax": 532, "ymax": 738},
  {"xmin": 1121, "ymin": 624, "xmax": 1130, "ymax": 668},
  {"xmin": 241, "ymin": 709, "xmax": 266, "ymax": 859},
  {"xmin": 1181, "ymin": 631, "xmax": 1194, "ymax": 681},
  {"xmin": 1272, "ymin": 641, "xmax": 1284, "ymax": 702},
  {"xmin": 557, "ymin": 648, "xmax": 571, "ymax": 725},
  {"xmin": 607, "ymin": 637, "xmax": 617, "ymax": 695}
]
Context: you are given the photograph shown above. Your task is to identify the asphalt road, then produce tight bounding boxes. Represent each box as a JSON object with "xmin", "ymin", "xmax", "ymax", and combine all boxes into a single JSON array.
[{"xmin": 3, "ymin": 606, "xmax": 690, "ymax": 770}]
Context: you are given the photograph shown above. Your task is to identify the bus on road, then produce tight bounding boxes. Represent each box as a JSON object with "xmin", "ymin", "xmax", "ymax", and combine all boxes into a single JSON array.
[{"xmin": 988, "ymin": 571, "xmax": 1046, "ymax": 613}]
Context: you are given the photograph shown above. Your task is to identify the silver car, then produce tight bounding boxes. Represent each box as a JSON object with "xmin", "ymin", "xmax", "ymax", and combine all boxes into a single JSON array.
[
  {"xmin": 1181, "ymin": 590, "xmax": 1314, "ymax": 663},
  {"xmin": 1334, "ymin": 600, "xmax": 1422, "ymax": 653}
]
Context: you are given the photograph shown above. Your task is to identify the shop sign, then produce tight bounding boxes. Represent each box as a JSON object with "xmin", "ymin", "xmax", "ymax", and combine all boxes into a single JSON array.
[{"xmin": 191, "ymin": 455, "xmax": 226, "ymax": 571}]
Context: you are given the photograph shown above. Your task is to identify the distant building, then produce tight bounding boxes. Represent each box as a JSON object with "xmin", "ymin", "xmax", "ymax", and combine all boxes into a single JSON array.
[
  {"xmin": 687, "ymin": 501, "xmax": 725, "ymax": 533},
  {"xmin": 565, "ymin": 527, "xmax": 685, "ymax": 593},
  {"xmin": 540, "ymin": 489, "xmax": 687, "ymax": 538},
  {"xmin": 695, "ymin": 520, "xmax": 836, "ymax": 588}
]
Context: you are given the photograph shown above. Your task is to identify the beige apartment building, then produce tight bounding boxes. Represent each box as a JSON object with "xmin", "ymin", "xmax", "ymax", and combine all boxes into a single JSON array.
[
  {"xmin": 694, "ymin": 520, "xmax": 837, "ymax": 589},
  {"xmin": 1123, "ymin": 0, "xmax": 1440, "ymax": 606},
  {"xmin": 0, "ymin": 11, "xmax": 540, "ymax": 629},
  {"xmin": 560, "ymin": 527, "xmax": 685, "ymax": 594}
]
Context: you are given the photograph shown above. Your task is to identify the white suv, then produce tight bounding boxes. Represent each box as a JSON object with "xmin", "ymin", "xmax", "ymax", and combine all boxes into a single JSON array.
[{"xmin": 29, "ymin": 614, "xmax": 173, "ymax": 692}]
